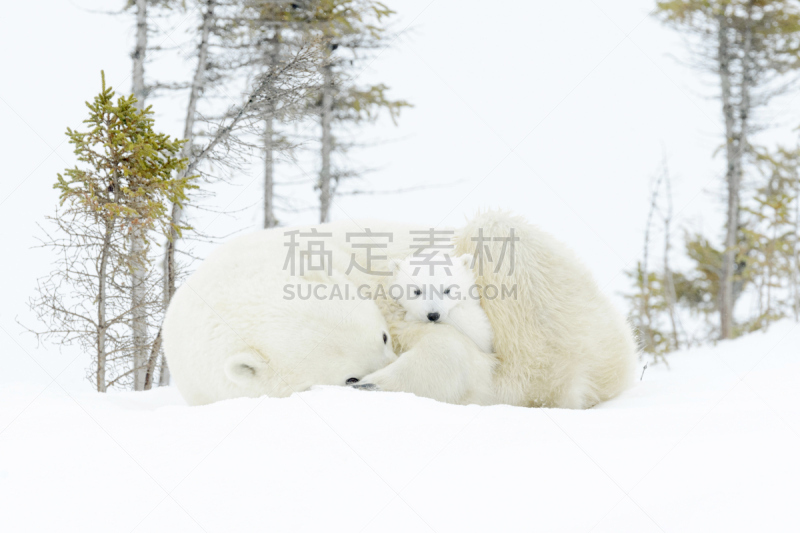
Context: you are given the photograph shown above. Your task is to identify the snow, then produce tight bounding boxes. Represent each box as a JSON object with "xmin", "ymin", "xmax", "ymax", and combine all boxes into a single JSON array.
[{"xmin": 1, "ymin": 321, "xmax": 798, "ymax": 532}]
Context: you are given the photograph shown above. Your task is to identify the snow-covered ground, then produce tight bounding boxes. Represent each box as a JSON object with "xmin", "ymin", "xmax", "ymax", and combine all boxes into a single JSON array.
[{"xmin": 1, "ymin": 321, "xmax": 798, "ymax": 532}]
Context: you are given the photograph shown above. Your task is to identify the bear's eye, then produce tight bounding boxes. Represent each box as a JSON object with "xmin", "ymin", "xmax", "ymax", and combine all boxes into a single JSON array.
[
  {"xmin": 382, "ymin": 332, "xmax": 388, "ymax": 344},
  {"xmin": 444, "ymin": 289, "xmax": 450, "ymax": 294},
  {"xmin": 414, "ymin": 289, "xmax": 421, "ymax": 296},
  {"xmin": 346, "ymin": 377, "xmax": 359, "ymax": 384}
]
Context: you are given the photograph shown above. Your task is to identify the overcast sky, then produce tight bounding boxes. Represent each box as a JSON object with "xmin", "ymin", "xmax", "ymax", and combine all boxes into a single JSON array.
[{"xmin": 3, "ymin": 0, "xmax": 799, "ymax": 386}]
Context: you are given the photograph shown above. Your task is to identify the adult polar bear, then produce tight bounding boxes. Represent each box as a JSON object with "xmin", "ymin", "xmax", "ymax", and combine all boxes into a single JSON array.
[{"xmin": 163, "ymin": 211, "xmax": 636, "ymax": 408}]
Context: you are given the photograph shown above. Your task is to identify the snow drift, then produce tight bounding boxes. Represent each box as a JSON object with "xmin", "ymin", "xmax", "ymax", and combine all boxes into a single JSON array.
[{"xmin": 1, "ymin": 321, "xmax": 798, "ymax": 532}]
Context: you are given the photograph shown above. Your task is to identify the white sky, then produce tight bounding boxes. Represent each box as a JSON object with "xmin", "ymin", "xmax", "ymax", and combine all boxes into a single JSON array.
[{"xmin": 2, "ymin": 0, "xmax": 799, "ymax": 383}]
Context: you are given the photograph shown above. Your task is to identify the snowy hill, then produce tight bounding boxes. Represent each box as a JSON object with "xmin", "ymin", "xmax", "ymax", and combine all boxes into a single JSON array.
[{"xmin": 1, "ymin": 322, "xmax": 798, "ymax": 532}]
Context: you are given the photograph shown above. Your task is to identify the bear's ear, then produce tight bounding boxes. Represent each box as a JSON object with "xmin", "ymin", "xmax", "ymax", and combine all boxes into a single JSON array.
[
  {"xmin": 224, "ymin": 351, "xmax": 270, "ymax": 387},
  {"xmin": 457, "ymin": 254, "xmax": 473, "ymax": 270}
]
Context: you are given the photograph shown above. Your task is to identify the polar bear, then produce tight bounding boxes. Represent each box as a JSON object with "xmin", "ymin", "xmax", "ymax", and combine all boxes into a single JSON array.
[
  {"xmin": 351, "ymin": 292, "xmax": 497, "ymax": 406},
  {"xmin": 355, "ymin": 212, "xmax": 637, "ymax": 409},
  {"xmin": 162, "ymin": 225, "xmax": 399, "ymax": 405},
  {"xmin": 163, "ymin": 212, "xmax": 636, "ymax": 408},
  {"xmin": 389, "ymin": 252, "xmax": 494, "ymax": 353}
]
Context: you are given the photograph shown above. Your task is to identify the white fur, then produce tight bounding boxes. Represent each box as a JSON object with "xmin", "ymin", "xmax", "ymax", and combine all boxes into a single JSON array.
[
  {"xmin": 162, "ymin": 223, "xmax": 398, "ymax": 405},
  {"xmin": 389, "ymin": 252, "xmax": 494, "ymax": 353},
  {"xmin": 164, "ymin": 213, "xmax": 636, "ymax": 409},
  {"xmin": 452, "ymin": 211, "xmax": 637, "ymax": 408}
]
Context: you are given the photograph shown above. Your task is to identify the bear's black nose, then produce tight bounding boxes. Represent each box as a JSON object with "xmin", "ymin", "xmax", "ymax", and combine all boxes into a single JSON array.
[{"xmin": 427, "ymin": 312, "xmax": 440, "ymax": 322}]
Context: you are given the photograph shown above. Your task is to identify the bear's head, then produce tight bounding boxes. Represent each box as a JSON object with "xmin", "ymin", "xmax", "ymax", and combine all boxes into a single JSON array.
[
  {"xmin": 223, "ymin": 276, "xmax": 397, "ymax": 395},
  {"xmin": 389, "ymin": 253, "xmax": 477, "ymax": 324}
]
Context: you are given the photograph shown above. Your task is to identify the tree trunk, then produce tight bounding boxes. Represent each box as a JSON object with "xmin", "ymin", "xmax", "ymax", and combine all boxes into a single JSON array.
[
  {"xmin": 131, "ymin": 0, "xmax": 149, "ymax": 390},
  {"xmin": 717, "ymin": 12, "xmax": 738, "ymax": 340},
  {"xmin": 719, "ymin": 4, "xmax": 754, "ymax": 339},
  {"xmin": 162, "ymin": 0, "xmax": 216, "ymax": 370},
  {"xmin": 264, "ymin": 116, "xmax": 277, "ymax": 228},
  {"xmin": 131, "ymin": 229, "xmax": 148, "ymax": 390},
  {"xmin": 132, "ymin": 0, "xmax": 147, "ymax": 104},
  {"xmin": 319, "ymin": 55, "xmax": 333, "ymax": 223},
  {"xmin": 143, "ymin": 326, "xmax": 163, "ymax": 390},
  {"xmin": 264, "ymin": 33, "xmax": 279, "ymax": 229},
  {"xmin": 158, "ymin": 353, "xmax": 170, "ymax": 386},
  {"xmin": 97, "ymin": 220, "xmax": 114, "ymax": 393}
]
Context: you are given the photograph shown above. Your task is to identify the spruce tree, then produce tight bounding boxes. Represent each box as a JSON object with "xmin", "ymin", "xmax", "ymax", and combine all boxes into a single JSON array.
[
  {"xmin": 30, "ymin": 73, "xmax": 195, "ymax": 392},
  {"xmin": 655, "ymin": 0, "xmax": 800, "ymax": 338},
  {"xmin": 302, "ymin": 0, "xmax": 410, "ymax": 222},
  {"xmin": 741, "ymin": 145, "xmax": 800, "ymax": 329}
]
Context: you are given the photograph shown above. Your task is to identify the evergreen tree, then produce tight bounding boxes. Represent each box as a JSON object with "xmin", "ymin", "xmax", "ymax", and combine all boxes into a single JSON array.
[
  {"xmin": 624, "ymin": 263, "xmax": 674, "ymax": 361},
  {"xmin": 741, "ymin": 145, "xmax": 800, "ymax": 329},
  {"xmin": 655, "ymin": 0, "xmax": 800, "ymax": 338},
  {"xmin": 299, "ymin": 0, "xmax": 410, "ymax": 222},
  {"xmin": 158, "ymin": 0, "xmax": 322, "ymax": 321},
  {"xmin": 29, "ymin": 73, "xmax": 195, "ymax": 392},
  {"xmin": 230, "ymin": 0, "xmax": 410, "ymax": 224},
  {"xmin": 227, "ymin": 1, "xmax": 306, "ymax": 229},
  {"xmin": 625, "ymin": 157, "xmax": 684, "ymax": 360}
]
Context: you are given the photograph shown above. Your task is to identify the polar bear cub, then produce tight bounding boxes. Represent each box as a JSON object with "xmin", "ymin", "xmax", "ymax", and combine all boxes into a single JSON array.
[{"xmin": 389, "ymin": 252, "xmax": 494, "ymax": 353}]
